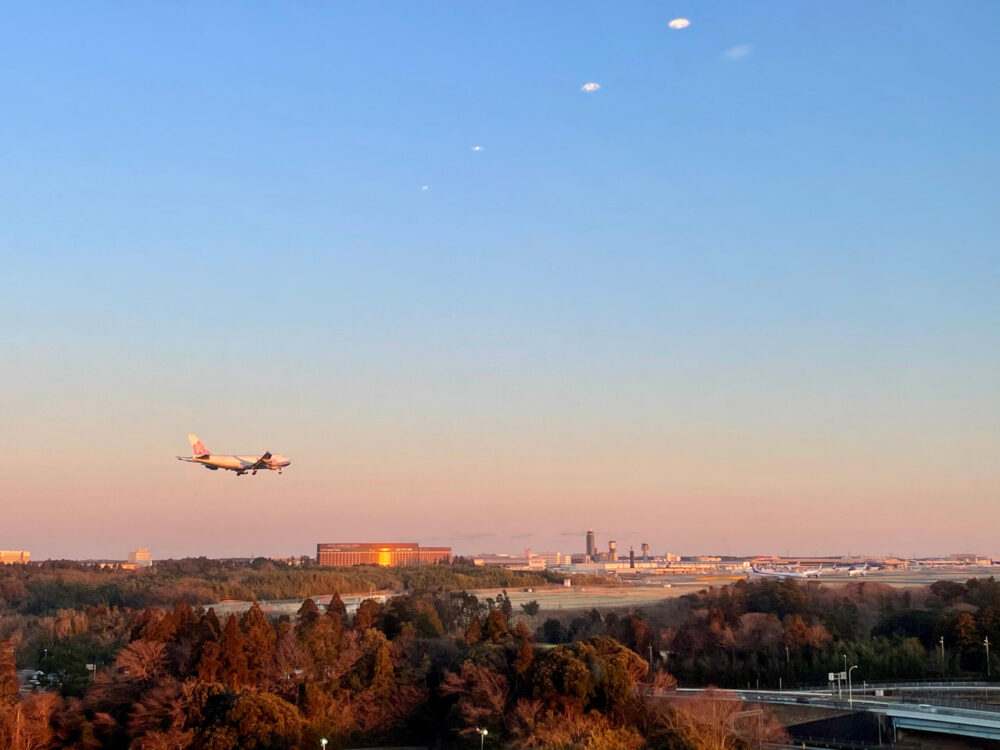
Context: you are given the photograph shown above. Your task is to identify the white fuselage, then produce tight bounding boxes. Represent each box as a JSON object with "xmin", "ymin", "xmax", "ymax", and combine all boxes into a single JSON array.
[
  {"xmin": 178, "ymin": 435, "xmax": 290, "ymax": 476},
  {"xmin": 750, "ymin": 566, "xmax": 818, "ymax": 580},
  {"xmin": 180, "ymin": 454, "xmax": 292, "ymax": 475},
  {"xmin": 195, "ymin": 454, "xmax": 291, "ymax": 471}
]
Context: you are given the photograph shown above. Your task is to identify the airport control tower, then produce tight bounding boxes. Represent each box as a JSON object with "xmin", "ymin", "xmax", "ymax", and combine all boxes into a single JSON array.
[{"xmin": 586, "ymin": 529, "xmax": 597, "ymax": 560}]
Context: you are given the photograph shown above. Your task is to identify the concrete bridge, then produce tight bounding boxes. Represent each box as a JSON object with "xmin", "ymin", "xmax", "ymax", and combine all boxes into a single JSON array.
[{"xmin": 660, "ymin": 686, "xmax": 1000, "ymax": 745}]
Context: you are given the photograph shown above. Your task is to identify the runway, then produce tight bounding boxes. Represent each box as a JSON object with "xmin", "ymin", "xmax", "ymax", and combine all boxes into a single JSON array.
[{"xmin": 206, "ymin": 567, "xmax": 996, "ymax": 618}]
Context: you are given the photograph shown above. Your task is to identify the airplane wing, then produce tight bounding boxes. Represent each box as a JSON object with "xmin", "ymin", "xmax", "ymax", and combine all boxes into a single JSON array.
[{"xmin": 245, "ymin": 452, "xmax": 272, "ymax": 472}]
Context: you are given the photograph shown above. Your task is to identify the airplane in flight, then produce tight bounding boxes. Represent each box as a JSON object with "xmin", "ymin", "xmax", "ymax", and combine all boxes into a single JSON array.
[{"xmin": 176, "ymin": 435, "xmax": 291, "ymax": 476}]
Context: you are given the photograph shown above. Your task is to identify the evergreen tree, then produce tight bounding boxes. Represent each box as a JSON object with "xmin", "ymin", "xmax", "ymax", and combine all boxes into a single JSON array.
[
  {"xmin": 485, "ymin": 610, "xmax": 509, "ymax": 642},
  {"xmin": 240, "ymin": 603, "xmax": 277, "ymax": 688},
  {"xmin": 295, "ymin": 599, "xmax": 320, "ymax": 636},
  {"xmin": 0, "ymin": 640, "xmax": 18, "ymax": 705},
  {"xmin": 327, "ymin": 592, "xmax": 349, "ymax": 626},
  {"xmin": 322, "ymin": 605, "xmax": 343, "ymax": 643},
  {"xmin": 371, "ymin": 641, "xmax": 396, "ymax": 699},
  {"xmin": 219, "ymin": 615, "xmax": 249, "ymax": 690},
  {"xmin": 197, "ymin": 640, "xmax": 221, "ymax": 683},
  {"xmin": 499, "ymin": 589, "xmax": 514, "ymax": 621},
  {"xmin": 515, "ymin": 636, "xmax": 535, "ymax": 676},
  {"xmin": 299, "ymin": 617, "xmax": 341, "ymax": 685},
  {"xmin": 464, "ymin": 616, "xmax": 482, "ymax": 645},
  {"xmin": 354, "ymin": 599, "xmax": 381, "ymax": 630},
  {"xmin": 202, "ymin": 608, "xmax": 222, "ymax": 641}
]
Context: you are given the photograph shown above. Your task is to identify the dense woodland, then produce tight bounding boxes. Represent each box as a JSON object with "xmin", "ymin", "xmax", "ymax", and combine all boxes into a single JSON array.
[
  {"xmin": 541, "ymin": 577, "xmax": 1000, "ymax": 688},
  {"xmin": 2, "ymin": 561, "xmax": 1000, "ymax": 749},
  {"xmin": 0, "ymin": 559, "xmax": 563, "ymax": 616}
]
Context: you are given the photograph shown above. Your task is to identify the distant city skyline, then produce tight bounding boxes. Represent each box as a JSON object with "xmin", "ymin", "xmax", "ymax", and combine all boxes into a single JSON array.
[
  {"xmin": 3, "ymin": 2, "xmax": 999, "ymax": 560},
  {"xmin": 5, "ymin": 530, "xmax": 996, "ymax": 564}
]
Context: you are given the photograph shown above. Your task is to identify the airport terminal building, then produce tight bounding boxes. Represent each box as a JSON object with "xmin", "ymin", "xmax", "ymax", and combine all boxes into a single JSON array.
[{"xmin": 317, "ymin": 542, "xmax": 451, "ymax": 567}]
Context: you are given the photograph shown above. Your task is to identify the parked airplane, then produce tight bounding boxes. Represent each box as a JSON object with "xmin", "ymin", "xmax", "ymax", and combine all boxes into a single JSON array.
[
  {"xmin": 176, "ymin": 435, "xmax": 291, "ymax": 476},
  {"xmin": 848, "ymin": 565, "xmax": 870, "ymax": 577},
  {"xmin": 750, "ymin": 566, "xmax": 821, "ymax": 580},
  {"xmin": 818, "ymin": 565, "xmax": 853, "ymax": 576}
]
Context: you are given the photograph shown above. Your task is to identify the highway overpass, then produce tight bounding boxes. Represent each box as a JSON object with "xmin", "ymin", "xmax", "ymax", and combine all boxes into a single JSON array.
[{"xmin": 660, "ymin": 685, "xmax": 1000, "ymax": 743}]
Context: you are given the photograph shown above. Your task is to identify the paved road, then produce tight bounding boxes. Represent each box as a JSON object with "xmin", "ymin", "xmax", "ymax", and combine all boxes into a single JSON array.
[{"xmin": 666, "ymin": 686, "xmax": 1000, "ymax": 741}]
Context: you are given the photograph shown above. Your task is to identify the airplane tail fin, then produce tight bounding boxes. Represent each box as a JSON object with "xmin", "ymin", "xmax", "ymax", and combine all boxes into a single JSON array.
[{"xmin": 188, "ymin": 434, "xmax": 210, "ymax": 458}]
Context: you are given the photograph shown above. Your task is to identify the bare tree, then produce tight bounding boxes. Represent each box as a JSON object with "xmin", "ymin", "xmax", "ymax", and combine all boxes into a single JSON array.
[{"xmin": 650, "ymin": 689, "xmax": 787, "ymax": 750}]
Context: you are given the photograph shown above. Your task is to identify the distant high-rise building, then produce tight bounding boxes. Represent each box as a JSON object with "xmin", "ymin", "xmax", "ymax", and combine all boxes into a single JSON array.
[
  {"xmin": 0, "ymin": 550, "xmax": 29, "ymax": 565},
  {"xmin": 128, "ymin": 548, "xmax": 153, "ymax": 568},
  {"xmin": 586, "ymin": 529, "xmax": 596, "ymax": 559},
  {"xmin": 608, "ymin": 540, "xmax": 617, "ymax": 561},
  {"xmin": 641, "ymin": 543, "xmax": 650, "ymax": 561},
  {"xmin": 629, "ymin": 546, "xmax": 635, "ymax": 568}
]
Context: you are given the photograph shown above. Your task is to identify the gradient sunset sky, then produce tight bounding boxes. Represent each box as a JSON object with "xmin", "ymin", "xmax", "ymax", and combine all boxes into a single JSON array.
[{"xmin": 2, "ymin": 2, "xmax": 999, "ymax": 560}]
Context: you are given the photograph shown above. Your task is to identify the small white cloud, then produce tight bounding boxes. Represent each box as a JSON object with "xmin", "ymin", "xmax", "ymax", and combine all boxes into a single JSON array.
[
  {"xmin": 668, "ymin": 18, "xmax": 690, "ymax": 30},
  {"xmin": 471, "ymin": 145, "xmax": 483, "ymax": 152},
  {"xmin": 420, "ymin": 185, "xmax": 429, "ymax": 191},
  {"xmin": 724, "ymin": 44, "xmax": 752, "ymax": 60},
  {"xmin": 581, "ymin": 82, "xmax": 600, "ymax": 93}
]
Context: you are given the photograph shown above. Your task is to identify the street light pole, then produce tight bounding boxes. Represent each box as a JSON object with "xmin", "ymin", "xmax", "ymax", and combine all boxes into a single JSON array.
[
  {"xmin": 320, "ymin": 740, "xmax": 328, "ymax": 750},
  {"xmin": 842, "ymin": 654, "xmax": 848, "ymax": 698},
  {"xmin": 848, "ymin": 665, "xmax": 858, "ymax": 707},
  {"xmin": 940, "ymin": 637, "xmax": 946, "ymax": 678},
  {"xmin": 476, "ymin": 727, "xmax": 488, "ymax": 750},
  {"xmin": 986, "ymin": 637, "xmax": 992, "ymax": 678}
]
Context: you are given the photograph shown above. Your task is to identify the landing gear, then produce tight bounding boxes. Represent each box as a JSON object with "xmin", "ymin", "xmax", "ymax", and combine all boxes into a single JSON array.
[{"xmin": 251, "ymin": 470, "xmax": 257, "ymax": 476}]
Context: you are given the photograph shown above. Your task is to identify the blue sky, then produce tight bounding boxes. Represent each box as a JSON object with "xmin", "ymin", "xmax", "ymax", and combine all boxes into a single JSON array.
[{"xmin": 2, "ymin": 2, "xmax": 999, "ymax": 559}]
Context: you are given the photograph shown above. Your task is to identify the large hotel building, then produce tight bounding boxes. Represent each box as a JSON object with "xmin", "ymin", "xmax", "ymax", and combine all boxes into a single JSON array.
[{"xmin": 317, "ymin": 542, "xmax": 451, "ymax": 567}]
